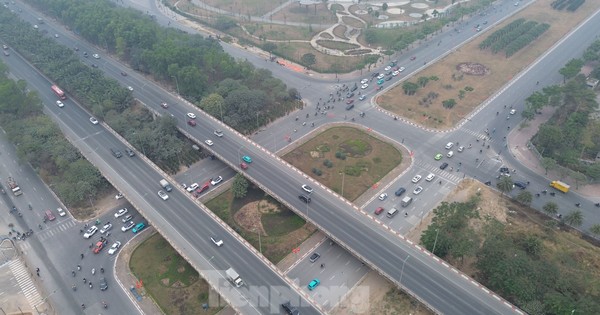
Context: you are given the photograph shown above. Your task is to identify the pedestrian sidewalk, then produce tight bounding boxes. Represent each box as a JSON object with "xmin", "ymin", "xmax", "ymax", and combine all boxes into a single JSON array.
[
  {"xmin": 508, "ymin": 106, "xmax": 600, "ymax": 199},
  {"xmin": 113, "ymin": 228, "xmax": 162, "ymax": 315}
]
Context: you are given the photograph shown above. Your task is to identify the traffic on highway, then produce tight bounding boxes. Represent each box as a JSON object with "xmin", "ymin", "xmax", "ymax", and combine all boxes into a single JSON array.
[{"xmin": 2, "ymin": 0, "xmax": 600, "ymax": 314}]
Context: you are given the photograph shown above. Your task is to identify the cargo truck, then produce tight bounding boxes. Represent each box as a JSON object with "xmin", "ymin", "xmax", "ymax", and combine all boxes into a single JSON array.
[
  {"xmin": 550, "ymin": 181, "xmax": 569, "ymax": 193},
  {"xmin": 159, "ymin": 179, "xmax": 173, "ymax": 192},
  {"xmin": 401, "ymin": 196, "xmax": 413, "ymax": 207},
  {"xmin": 225, "ymin": 268, "xmax": 243, "ymax": 287}
]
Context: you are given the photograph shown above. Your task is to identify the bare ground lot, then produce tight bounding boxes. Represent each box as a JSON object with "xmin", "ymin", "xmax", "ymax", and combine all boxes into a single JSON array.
[{"xmin": 378, "ymin": 0, "xmax": 600, "ymax": 129}]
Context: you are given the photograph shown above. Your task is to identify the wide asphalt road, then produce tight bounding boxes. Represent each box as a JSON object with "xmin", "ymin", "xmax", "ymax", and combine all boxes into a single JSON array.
[{"xmin": 2, "ymin": 44, "xmax": 319, "ymax": 315}]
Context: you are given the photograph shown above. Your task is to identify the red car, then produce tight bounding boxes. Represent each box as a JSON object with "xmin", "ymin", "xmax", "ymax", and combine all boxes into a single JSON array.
[
  {"xmin": 45, "ymin": 209, "xmax": 56, "ymax": 221},
  {"xmin": 193, "ymin": 182, "xmax": 210, "ymax": 197},
  {"xmin": 240, "ymin": 162, "xmax": 248, "ymax": 170},
  {"xmin": 375, "ymin": 86, "xmax": 383, "ymax": 91},
  {"xmin": 93, "ymin": 241, "xmax": 105, "ymax": 254},
  {"xmin": 187, "ymin": 119, "xmax": 196, "ymax": 126},
  {"xmin": 346, "ymin": 99, "xmax": 354, "ymax": 105},
  {"xmin": 374, "ymin": 207, "xmax": 384, "ymax": 215}
]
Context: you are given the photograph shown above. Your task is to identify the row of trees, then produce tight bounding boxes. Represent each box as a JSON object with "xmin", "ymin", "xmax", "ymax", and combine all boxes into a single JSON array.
[
  {"xmin": 0, "ymin": 63, "xmax": 108, "ymax": 210},
  {"xmin": 420, "ymin": 195, "xmax": 600, "ymax": 315},
  {"xmin": 25, "ymin": 0, "xmax": 301, "ymax": 133},
  {"xmin": 551, "ymin": 0, "xmax": 586, "ymax": 11},
  {"xmin": 479, "ymin": 18, "xmax": 550, "ymax": 57}
]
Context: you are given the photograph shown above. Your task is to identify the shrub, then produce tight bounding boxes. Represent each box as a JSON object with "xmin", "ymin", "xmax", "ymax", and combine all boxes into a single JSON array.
[
  {"xmin": 323, "ymin": 159, "xmax": 333, "ymax": 168},
  {"xmin": 335, "ymin": 151, "xmax": 347, "ymax": 160}
]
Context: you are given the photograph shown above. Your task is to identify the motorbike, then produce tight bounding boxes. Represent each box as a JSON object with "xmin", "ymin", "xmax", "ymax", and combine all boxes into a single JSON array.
[{"xmin": 595, "ymin": 203, "xmax": 600, "ymax": 207}]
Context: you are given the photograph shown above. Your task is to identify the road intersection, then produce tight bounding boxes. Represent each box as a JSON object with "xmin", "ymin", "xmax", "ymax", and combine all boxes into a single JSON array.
[{"xmin": 3, "ymin": 0, "xmax": 600, "ymax": 314}]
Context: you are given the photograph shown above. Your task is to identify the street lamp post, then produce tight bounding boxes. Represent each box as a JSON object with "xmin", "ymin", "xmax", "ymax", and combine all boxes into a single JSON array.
[
  {"xmin": 255, "ymin": 227, "xmax": 262, "ymax": 254},
  {"xmin": 171, "ymin": 75, "xmax": 180, "ymax": 95},
  {"xmin": 400, "ymin": 255, "xmax": 410, "ymax": 284},
  {"xmin": 432, "ymin": 228, "xmax": 440, "ymax": 256}
]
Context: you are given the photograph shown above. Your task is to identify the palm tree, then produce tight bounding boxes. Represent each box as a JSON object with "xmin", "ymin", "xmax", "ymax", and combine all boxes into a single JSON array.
[
  {"xmin": 496, "ymin": 176, "xmax": 513, "ymax": 196},
  {"xmin": 563, "ymin": 210, "xmax": 583, "ymax": 227},
  {"xmin": 542, "ymin": 202, "xmax": 558, "ymax": 216}
]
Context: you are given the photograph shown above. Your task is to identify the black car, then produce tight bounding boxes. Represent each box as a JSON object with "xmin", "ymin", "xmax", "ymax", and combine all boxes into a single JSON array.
[
  {"xmin": 110, "ymin": 148, "xmax": 122, "ymax": 158},
  {"xmin": 346, "ymin": 92, "xmax": 355, "ymax": 98},
  {"xmin": 513, "ymin": 181, "xmax": 527, "ymax": 189},
  {"xmin": 371, "ymin": 72, "xmax": 380, "ymax": 78},
  {"xmin": 345, "ymin": 103, "xmax": 354, "ymax": 110},
  {"xmin": 299, "ymin": 194, "xmax": 311, "ymax": 203},
  {"xmin": 385, "ymin": 76, "xmax": 392, "ymax": 81},
  {"xmin": 394, "ymin": 187, "xmax": 406, "ymax": 196},
  {"xmin": 309, "ymin": 252, "xmax": 320, "ymax": 263},
  {"xmin": 440, "ymin": 162, "xmax": 449, "ymax": 170},
  {"xmin": 282, "ymin": 301, "xmax": 299, "ymax": 315},
  {"xmin": 350, "ymin": 85, "xmax": 358, "ymax": 92},
  {"xmin": 126, "ymin": 148, "xmax": 135, "ymax": 157}
]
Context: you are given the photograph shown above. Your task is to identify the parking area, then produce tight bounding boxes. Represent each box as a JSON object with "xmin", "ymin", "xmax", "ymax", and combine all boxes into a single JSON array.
[{"xmin": 287, "ymin": 239, "xmax": 368, "ymax": 311}]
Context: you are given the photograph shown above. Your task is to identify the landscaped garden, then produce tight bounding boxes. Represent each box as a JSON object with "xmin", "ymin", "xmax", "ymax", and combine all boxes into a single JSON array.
[{"xmin": 283, "ymin": 126, "xmax": 402, "ymax": 201}]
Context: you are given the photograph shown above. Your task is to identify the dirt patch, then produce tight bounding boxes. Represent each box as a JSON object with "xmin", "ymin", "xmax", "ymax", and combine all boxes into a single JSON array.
[
  {"xmin": 71, "ymin": 188, "xmax": 124, "ymax": 221},
  {"xmin": 378, "ymin": 0, "xmax": 600, "ymax": 129},
  {"xmin": 332, "ymin": 25, "xmax": 348, "ymax": 40},
  {"xmin": 332, "ymin": 270, "xmax": 433, "ymax": 315},
  {"xmin": 456, "ymin": 62, "xmax": 490, "ymax": 76},
  {"xmin": 233, "ymin": 200, "xmax": 281, "ymax": 236}
]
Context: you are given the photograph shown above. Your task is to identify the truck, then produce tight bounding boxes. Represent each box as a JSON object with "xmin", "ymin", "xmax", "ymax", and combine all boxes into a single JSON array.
[
  {"xmin": 550, "ymin": 180, "xmax": 570, "ymax": 193},
  {"xmin": 401, "ymin": 196, "xmax": 413, "ymax": 207},
  {"xmin": 7, "ymin": 177, "xmax": 22, "ymax": 196},
  {"xmin": 159, "ymin": 179, "xmax": 172, "ymax": 192},
  {"xmin": 225, "ymin": 268, "xmax": 243, "ymax": 287}
]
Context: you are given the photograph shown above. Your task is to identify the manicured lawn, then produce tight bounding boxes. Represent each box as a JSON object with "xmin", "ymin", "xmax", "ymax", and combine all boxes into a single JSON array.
[
  {"xmin": 130, "ymin": 233, "xmax": 222, "ymax": 315},
  {"xmin": 283, "ymin": 126, "xmax": 402, "ymax": 201}
]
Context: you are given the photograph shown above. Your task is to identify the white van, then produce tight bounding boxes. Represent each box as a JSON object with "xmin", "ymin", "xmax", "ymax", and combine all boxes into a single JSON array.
[
  {"xmin": 386, "ymin": 207, "xmax": 399, "ymax": 218},
  {"xmin": 401, "ymin": 196, "xmax": 413, "ymax": 207}
]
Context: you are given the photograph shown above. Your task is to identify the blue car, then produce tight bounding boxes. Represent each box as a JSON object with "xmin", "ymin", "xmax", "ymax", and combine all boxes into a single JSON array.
[
  {"xmin": 132, "ymin": 222, "xmax": 146, "ymax": 233},
  {"xmin": 242, "ymin": 155, "xmax": 252, "ymax": 163},
  {"xmin": 307, "ymin": 278, "xmax": 320, "ymax": 290}
]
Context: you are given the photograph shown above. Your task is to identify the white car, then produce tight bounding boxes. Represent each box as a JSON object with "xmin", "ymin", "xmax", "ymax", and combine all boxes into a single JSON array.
[
  {"xmin": 447, "ymin": 151, "xmax": 454, "ymax": 158},
  {"xmin": 186, "ymin": 112, "xmax": 196, "ymax": 119},
  {"xmin": 510, "ymin": 109, "xmax": 516, "ymax": 115},
  {"xmin": 302, "ymin": 184, "xmax": 313, "ymax": 193},
  {"xmin": 214, "ymin": 130, "xmax": 223, "ymax": 137},
  {"xmin": 121, "ymin": 221, "xmax": 135, "ymax": 232},
  {"xmin": 115, "ymin": 193, "xmax": 124, "ymax": 200},
  {"xmin": 392, "ymin": 70, "xmax": 399, "ymax": 76},
  {"xmin": 54, "ymin": 33, "xmax": 59, "ymax": 38},
  {"xmin": 399, "ymin": 66, "xmax": 406, "ymax": 72},
  {"xmin": 210, "ymin": 236, "xmax": 223, "ymax": 247},
  {"xmin": 57, "ymin": 207, "xmax": 66, "ymax": 217},
  {"xmin": 205, "ymin": 140, "xmax": 213, "ymax": 146},
  {"xmin": 121, "ymin": 214, "xmax": 133, "ymax": 223},
  {"xmin": 83, "ymin": 226, "xmax": 98, "ymax": 239},
  {"xmin": 211, "ymin": 176, "xmax": 223, "ymax": 186},
  {"xmin": 89, "ymin": 117, "xmax": 99, "ymax": 125},
  {"xmin": 413, "ymin": 186, "xmax": 423, "ymax": 195},
  {"xmin": 186, "ymin": 183, "xmax": 199, "ymax": 192},
  {"xmin": 411, "ymin": 175, "xmax": 422, "ymax": 183},
  {"xmin": 377, "ymin": 74, "xmax": 385, "ymax": 80},
  {"xmin": 445, "ymin": 142, "xmax": 453, "ymax": 150},
  {"xmin": 100, "ymin": 223, "xmax": 113, "ymax": 234},
  {"xmin": 425, "ymin": 173, "xmax": 436, "ymax": 182},
  {"xmin": 384, "ymin": 66, "xmax": 392, "ymax": 71},
  {"xmin": 361, "ymin": 84, "xmax": 369, "ymax": 89},
  {"xmin": 92, "ymin": 53, "xmax": 100, "ymax": 59},
  {"xmin": 108, "ymin": 241, "xmax": 121, "ymax": 255},
  {"xmin": 56, "ymin": 100, "xmax": 64, "ymax": 108},
  {"xmin": 127, "ymin": 86, "xmax": 133, "ymax": 91},
  {"xmin": 158, "ymin": 190, "xmax": 169, "ymax": 200},
  {"xmin": 378, "ymin": 193, "xmax": 388, "ymax": 201},
  {"xmin": 360, "ymin": 79, "xmax": 369, "ymax": 84},
  {"xmin": 457, "ymin": 146, "xmax": 464, "ymax": 152},
  {"xmin": 114, "ymin": 208, "xmax": 128, "ymax": 218}
]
